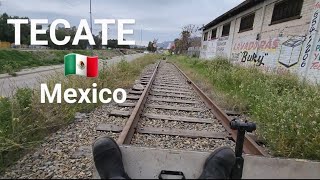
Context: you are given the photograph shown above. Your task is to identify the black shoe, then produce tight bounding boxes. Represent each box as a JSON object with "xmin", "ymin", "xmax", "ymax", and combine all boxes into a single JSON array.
[
  {"xmin": 92, "ymin": 136, "xmax": 130, "ymax": 179},
  {"xmin": 199, "ymin": 147, "xmax": 236, "ymax": 179}
]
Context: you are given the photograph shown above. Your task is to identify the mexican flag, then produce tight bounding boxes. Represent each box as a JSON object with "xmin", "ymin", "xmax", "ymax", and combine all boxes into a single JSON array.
[{"xmin": 64, "ymin": 53, "xmax": 99, "ymax": 77}]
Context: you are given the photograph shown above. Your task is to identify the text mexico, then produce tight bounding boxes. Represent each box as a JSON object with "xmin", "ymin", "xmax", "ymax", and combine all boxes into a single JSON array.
[{"xmin": 40, "ymin": 83, "xmax": 127, "ymax": 104}]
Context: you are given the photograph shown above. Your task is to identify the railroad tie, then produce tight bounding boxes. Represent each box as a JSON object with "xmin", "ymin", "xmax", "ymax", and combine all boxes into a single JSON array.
[{"xmin": 96, "ymin": 123, "xmax": 229, "ymax": 139}]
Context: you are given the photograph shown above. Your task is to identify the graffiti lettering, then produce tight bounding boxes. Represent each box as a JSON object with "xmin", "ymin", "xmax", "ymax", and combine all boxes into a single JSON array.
[
  {"xmin": 316, "ymin": 2, "xmax": 320, "ymax": 9},
  {"xmin": 231, "ymin": 53, "xmax": 240, "ymax": 61},
  {"xmin": 302, "ymin": 38, "xmax": 312, "ymax": 68},
  {"xmin": 233, "ymin": 39, "xmax": 279, "ymax": 51},
  {"xmin": 316, "ymin": 45, "xmax": 320, "ymax": 51},
  {"xmin": 216, "ymin": 37, "xmax": 229, "ymax": 55},
  {"xmin": 240, "ymin": 51, "xmax": 267, "ymax": 66},
  {"xmin": 301, "ymin": 10, "xmax": 319, "ymax": 68},
  {"xmin": 315, "ymin": 53, "xmax": 320, "ymax": 61},
  {"xmin": 311, "ymin": 62, "xmax": 320, "ymax": 70}
]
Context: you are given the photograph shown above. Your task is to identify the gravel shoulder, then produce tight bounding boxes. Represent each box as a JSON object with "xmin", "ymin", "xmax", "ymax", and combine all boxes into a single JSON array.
[
  {"xmin": 1, "ymin": 102, "xmax": 120, "ymax": 179},
  {"xmin": 1, "ymin": 63, "xmax": 157, "ymax": 179}
]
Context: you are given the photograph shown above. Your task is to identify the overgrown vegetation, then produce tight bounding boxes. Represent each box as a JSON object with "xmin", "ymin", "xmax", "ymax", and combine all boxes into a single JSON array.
[
  {"xmin": 0, "ymin": 49, "xmax": 137, "ymax": 74},
  {"xmin": 0, "ymin": 54, "xmax": 159, "ymax": 173},
  {"xmin": 170, "ymin": 56, "xmax": 320, "ymax": 160}
]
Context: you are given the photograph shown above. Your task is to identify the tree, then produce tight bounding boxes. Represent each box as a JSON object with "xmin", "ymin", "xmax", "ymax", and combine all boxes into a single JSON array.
[
  {"xmin": 174, "ymin": 38, "xmax": 184, "ymax": 54},
  {"xmin": 172, "ymin": 24, "xmax": 201, "ymax": 54},
  {"xmin": 147, "ymin": 41, "xmax": 153, "ymax": 52},
  {"xmin": 182, "ymin": 24, "xmax": 200, "ymax": 38},
  {"xmin": 93, "ymin": 31, "xmax": 102, "ymax": 50},
  {"xmin": 0, "ymin": 13, "xmax": 30, "ymax": 44},
  {"xmin": 152, "ymin": 38, "xmax": 158, "ymax": 52},
  {"xmin": 179, "ymin": 30, "xmax": 191, "ymax": 53},
  {"xmin": 147, "ymin": 39, "xmax": 157, "ymax": 52},
  {"xmin": 105, "ymin": 39, "xmax": 130, "ymax": 49}
]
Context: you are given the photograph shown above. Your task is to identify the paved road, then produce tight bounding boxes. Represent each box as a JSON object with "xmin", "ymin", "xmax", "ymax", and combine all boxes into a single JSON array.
[{"xmin": 0, "ymin": 53, "xmax": 144, "ymax": 97}]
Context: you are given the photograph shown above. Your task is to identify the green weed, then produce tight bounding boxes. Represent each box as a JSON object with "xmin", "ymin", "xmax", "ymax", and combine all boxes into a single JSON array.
[{"xmin": 170, "ymin": 56, "xmax": 320, "ymax": 160}]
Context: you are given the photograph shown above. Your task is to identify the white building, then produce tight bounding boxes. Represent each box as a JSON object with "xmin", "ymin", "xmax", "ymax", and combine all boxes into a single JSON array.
[{"xmin": 200, "ymin": 0, "xmax": 320, "ymax": 83}]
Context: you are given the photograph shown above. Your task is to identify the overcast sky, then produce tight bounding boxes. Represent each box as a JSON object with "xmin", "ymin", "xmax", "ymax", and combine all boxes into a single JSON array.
[{"xmin": 0, "ymin": 0, "xmax": 243, "ymax": 46}]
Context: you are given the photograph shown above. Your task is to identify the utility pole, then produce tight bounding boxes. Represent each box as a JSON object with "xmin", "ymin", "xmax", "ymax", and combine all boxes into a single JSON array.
[{"xmin": 89, "ymin": 0, "xmax": 93, "ymax": 56}]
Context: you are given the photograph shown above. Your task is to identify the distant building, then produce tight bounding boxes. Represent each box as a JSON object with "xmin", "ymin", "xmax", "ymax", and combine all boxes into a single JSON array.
[{"xmin": 200, "ymin": 0, "xmax": 320, "ymax": 83}]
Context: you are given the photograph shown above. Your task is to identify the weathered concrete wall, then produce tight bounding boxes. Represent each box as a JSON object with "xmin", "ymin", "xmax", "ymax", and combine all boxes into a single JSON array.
[
  {"xmin": 200, "ymin": 40, "xmax": 217, "ymax": 59},
  {"xmin": 200, "ymin": 0, "xmax": 320, "ymax": 84},
  {"xmin": 187, "ymin": 47, "xmax": 200, "ymax": 57}
]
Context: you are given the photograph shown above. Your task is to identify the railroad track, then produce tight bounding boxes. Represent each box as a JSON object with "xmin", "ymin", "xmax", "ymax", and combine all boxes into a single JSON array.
[{"xmin": 96, "ymin": 60, "xmax": 267, "ymax": 156}]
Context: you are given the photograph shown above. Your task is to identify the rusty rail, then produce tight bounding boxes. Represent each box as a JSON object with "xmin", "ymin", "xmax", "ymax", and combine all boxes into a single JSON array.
[
  {"xmin": 117, "ymin": 61, "xmax": 161, "ymax": 145},
  {"xmin": 172, "ymin": 63, "xmax": 268, "ymax": 156},
  {"xmin": 116, "ymin": 60, "xmax": 267, "ymax": 156}
]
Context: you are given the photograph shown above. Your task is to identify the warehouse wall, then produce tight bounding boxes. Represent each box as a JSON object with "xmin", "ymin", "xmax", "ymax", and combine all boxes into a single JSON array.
[{"xmin": 200, "ymin": 0, "xmax": 320, "ymax": 84}]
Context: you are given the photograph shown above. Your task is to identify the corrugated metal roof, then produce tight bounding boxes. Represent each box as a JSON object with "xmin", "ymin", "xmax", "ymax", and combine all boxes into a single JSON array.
[{"xmin": 201, "ymin": 0, "xmax": 266, "ymax": 31}]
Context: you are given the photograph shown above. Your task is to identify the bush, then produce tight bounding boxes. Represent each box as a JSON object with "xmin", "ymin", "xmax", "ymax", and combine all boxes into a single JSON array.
[
  {"xmin": 2, "ymin": 64, "xmax": 14, "ymax": 74},
  {"xmin": 0, "ymin": 97, "xmax": 12, "ymax": 137},
  {"xmin": 118, "ymin": 58, "xmax": 130, "ymax": 73},
  {"xmin": 15, "ymin": 88, "xmax": 33, "ymax": 110}
]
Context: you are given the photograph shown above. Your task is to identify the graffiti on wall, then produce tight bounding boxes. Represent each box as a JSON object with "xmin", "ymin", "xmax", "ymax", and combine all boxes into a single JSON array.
[
  {"xmin": 301, "ymin": 10, "xmax": 319, "ymax": 68},
  {"xmin": 278, "ymin": 36, "xmax": 305, "ymax": 68},
  {"xmin": 310, "ymin": 37, "xmax": 320, "ymax": 70},
  {"xmin": 231, "ymin": 37, "xmax": 279, "ymax": 67},
  {"xmin": 216, "ymin": 36, "xmax": 229, "ymax": 56},
  {"xmin": 230, "ymin": 35, "xmax": 306, "ymax": 69},
  {"xmin": 199, "ymin": 0, "xmax": 320, "ymax": 83},
  {"xmin": 233, "ymin": 38, "xmax": 279, "ymax": 51},
  {"xmin": 240, "ymin": 51, "xmax": 268, "ymax": 66}
]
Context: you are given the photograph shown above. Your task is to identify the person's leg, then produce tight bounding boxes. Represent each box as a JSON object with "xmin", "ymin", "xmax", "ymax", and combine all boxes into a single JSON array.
[
  {"xmin": 92, "ymin": 136, "xmax": 130, "ymax": 179},
  {"xmin": 199, "ymin": 147, "xmax": 236, "ymax": 179}
]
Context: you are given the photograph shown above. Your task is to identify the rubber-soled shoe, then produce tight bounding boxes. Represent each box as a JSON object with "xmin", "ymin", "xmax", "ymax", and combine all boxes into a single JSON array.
[
  {"xmin": 92, "ymin": 136, "xmax": 130, "ymax": 179},
  {"xmin": 199, "ymin": 147, "xmax": 236, "ymax": 179}
]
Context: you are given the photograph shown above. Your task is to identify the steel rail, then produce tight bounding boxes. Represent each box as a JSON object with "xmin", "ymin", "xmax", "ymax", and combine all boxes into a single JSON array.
[
  {"xmin": 171, "ymin": 63, "xmax": 268, "ymax": 156},
  {"xmin": 117, "ymin": 61, "xmax": 161, "ymax": 145}
]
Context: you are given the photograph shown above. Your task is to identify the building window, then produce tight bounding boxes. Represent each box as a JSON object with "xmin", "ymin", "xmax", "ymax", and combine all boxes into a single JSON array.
[
  {"xmin": 211, "ymin": 28, "xmax": 217, "ymax": 40},
  {"xmin": 203, "ymin": 32, "xmax": 208, "ymax": 41},
  {"xmin": 239, "ymin": 13, "xmax": 255, "ymax": 32},
  {"xmin": 222, "ymin": 23, "xmax": 231, "ymax": 37},
  {"xmin": 271, "ymin": 0, "xmax": 303, "ymax": 25}
]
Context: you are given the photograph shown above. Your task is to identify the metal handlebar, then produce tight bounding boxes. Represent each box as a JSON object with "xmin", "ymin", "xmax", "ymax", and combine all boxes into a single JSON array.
[{"xmin": 230, "ymin": 118, "xmax": 257, "ymax": 179}]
